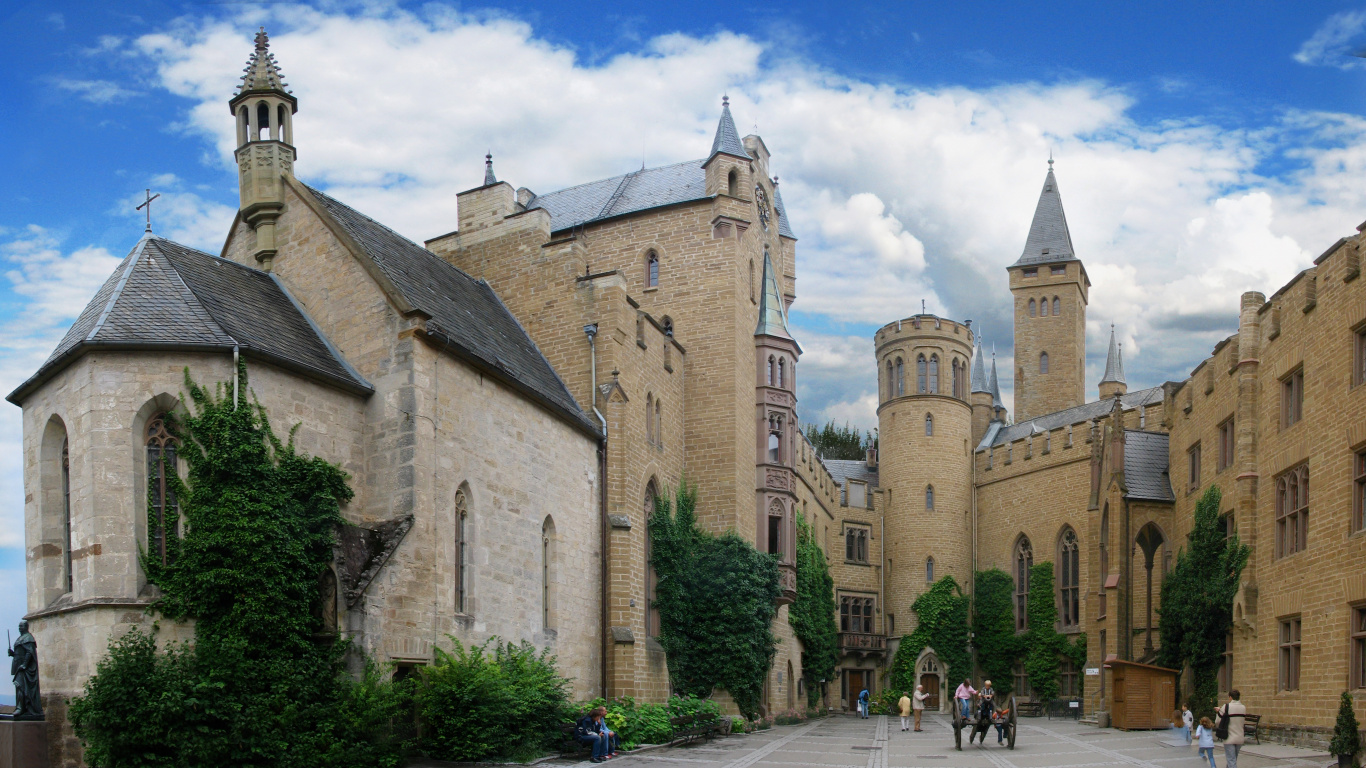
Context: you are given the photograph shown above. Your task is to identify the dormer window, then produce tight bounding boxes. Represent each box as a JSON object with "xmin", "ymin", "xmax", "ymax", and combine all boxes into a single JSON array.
[{"xmin": 847, "ymin": 481, "xmax": 867, "ymax": 509}]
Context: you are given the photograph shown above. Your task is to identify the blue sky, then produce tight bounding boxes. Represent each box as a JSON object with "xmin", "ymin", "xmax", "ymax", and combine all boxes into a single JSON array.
[{"xmin": 3, "ymin": 1, "xmax": 1366, "ymax": 697}]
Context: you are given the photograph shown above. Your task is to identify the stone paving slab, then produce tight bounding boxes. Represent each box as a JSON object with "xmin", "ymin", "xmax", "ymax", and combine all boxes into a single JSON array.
[{"xmin": 545, "ymin": 714, "xmax": 1338, "ymax": 768}]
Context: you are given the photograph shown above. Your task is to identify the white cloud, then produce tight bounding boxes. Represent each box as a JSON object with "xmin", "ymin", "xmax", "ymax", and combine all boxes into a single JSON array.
[
  {"xmin": 54, "ymin": 78, "xmax": 139, "ymax": 104},
  {"xmin": 1294, "ymin": 10, "xmax": 1366, "ymax": 69},
  {"xmin": 116, "ymin": 176, "xmax": 236, "ymax": 252}
]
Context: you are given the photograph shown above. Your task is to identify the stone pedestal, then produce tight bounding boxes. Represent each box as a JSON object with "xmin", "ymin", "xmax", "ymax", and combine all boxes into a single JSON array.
[{"xmin": 0, "ymin": 719, "xmax": 49, "ymax": 768}]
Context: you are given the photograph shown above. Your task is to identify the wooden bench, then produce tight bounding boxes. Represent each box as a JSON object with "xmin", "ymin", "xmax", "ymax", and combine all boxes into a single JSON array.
[
  {"xmin": 1015, "ymin": 701, "xmax": 1044, "ymax": 718},
  {"xmin": 1242, "ymin": 714, "xmax": 1261, "ymax": 744},
  {"xmin": 558, "ymin": 723, "xmax": 593, "ymax": 757},
  {"xmin": 671, "ymin": 713, "xmax": 723, "ymax": 744}
]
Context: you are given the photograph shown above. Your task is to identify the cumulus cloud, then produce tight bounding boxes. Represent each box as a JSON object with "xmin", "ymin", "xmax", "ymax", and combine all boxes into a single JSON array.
[
  {"xmin": 116, "ymin": 175, "xmax": 236, "ymax": 252},
  {"xmin": 1294, "ymin": 9, "xmax": 1366, "ymax": 69},
  {"xmin": 53, "ymin": 78, "xmax": 139, "ymax": 104}
]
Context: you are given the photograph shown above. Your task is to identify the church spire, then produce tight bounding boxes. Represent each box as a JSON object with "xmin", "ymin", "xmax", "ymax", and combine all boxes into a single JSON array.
[
  {"xmin": 229, "ymin": 27, "xmax": 297, "ymax": 271},
  {"xmin": 708, "ymin": 95, "xmax": 751, "ymax": 163},
  {"xmin": 484, "ymin": 153, "xmax": 498, "ymax": 186},
  {"xmin": 970, "ymin": 333, "xmax": 990, "ymax": 393},
  {"xmin": 1099, "ymin": 324, "xmax": 1128, "ymax": 399},
  {"xmin": 754, "ymin": 244, "xmax": 792, "ymax": 340},
  {"xmin": 1012, "ymin": 161, "xmax": 1075, "ymax": 267},
  {"xmin": 989, "ymin": 348, "xmax": 1004, "ymax": 413},
  {"xmin": 231, "ymin": 27, "xmax": 296, "ymax": 111}
]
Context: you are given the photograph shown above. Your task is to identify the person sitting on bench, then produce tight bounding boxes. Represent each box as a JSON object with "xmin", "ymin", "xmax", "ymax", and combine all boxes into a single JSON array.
[{"xmin": 576, "ymin": 706, "xmax": 620, "ymax": 762}]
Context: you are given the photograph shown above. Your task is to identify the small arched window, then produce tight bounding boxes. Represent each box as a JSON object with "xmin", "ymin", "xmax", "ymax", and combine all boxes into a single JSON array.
[
  {"xmin": 916, "ymin": 354, "xmax": 927, "ymax": 393},
  {"xmin": 655, "ymin": 398, "xmax": 662, "ymax": 448},
  {"xmin": 886, "ymin": 360, "xmax": 893, "ymax": 400},
  {"xmin": 1058, "ymin": 527, "xmax": 1080, "ymax": 628},
  {"xmin": 542, "ymin": 516, "xmax": 556, "ymax": 629},
  {"xmin": 1040, "ymin": 352, "xmax": 1050, "ymax": 374},
  {"xmin": 778, "ymin": 358, "xmax": 785, "ymax": 388},
  {"xmin": 767, "ymin": 356, "xmax": 776, "ymax": 386},
  {"xmin": 256, "ymin": 101, "xmax": 271, "ymax": 141},
  {"xmin": 896, "ymin": 358, "xmax": 905, "ymax": 396},
  {"xmin": 455, "ymin": 487, "xmax": 470, "ymax": 613},
  {"xmin": 646, "ymin": 250, "xmax": 660, "ymax": 288},
  {"xmin": 62, "ymin": 437, "xmax": 72, "ymax": 593},
  {"xmin": 768, "ymin": 432, "xmax": 781, "ymax": 464},
  {"xmin": 1014, "ymin": 536, "xmax": 1034, "ymax": 631},
  {"xmin": 925, "ymin": 413, "xmax": 934, "ymax": 436},
  {"xmin": 749, "ymin": 259, "xmax": 756, "ymax": 302},
  {"xmin": 277, "ymin": 104, "xmax": 288, "ymax": 143},
  {"xmin": 646, "ymin": 393, "xmax": 654, "ymax": 445},
  {"xmin": 146, "ymin": 414, "xmax": 179, "ymax": 566},
  {"xmin": 925, "ymin": 485, "xmax": 935, "ymax": 510},
  {"xmin": 645, "ymin": 480, "xmax": 660, "ymax": 636},
  {"xmin": 926, "ymin": 556, "xmax": 935, "ymax": 583},
  {"xmin": 1040, "ymin": 296, "xmax": 1049, "ymax": 316},
  {"xmin": 728, "ymin": 168, "xmax": 739, "ymax": 196},
  {"xmin": 1053, "ymin": 296, "xmax": 1061, "ymax": 315},
  {"xmin": 928, "ymin": 354, "xmax": 939, "ymax": 394},
  {"xmin": 1028, "ymin": 299, "xmax": 1037, "ymax": 317},
  {"xmin": 951, "ymin": 359, "xmax": 963, "ymax": 399}
]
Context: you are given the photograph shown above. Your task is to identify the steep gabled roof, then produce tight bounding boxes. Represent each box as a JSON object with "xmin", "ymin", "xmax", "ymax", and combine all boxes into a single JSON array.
[
  {"xmin": 9, "ymin": 235, "xmax": 370, "ymax": 403},
  {"xmin": 1100, "ymin": 325, "xmax": 1126, "ymax": 385},
  {"xmin": 826, "ymin": 459, "xmax": 879, "ymax": 490},
  {"xmin": 297, "ymin": 182, "xmax": 598, "ymax": 436},
  {"xmin": 1124, "ymin": 430, "xmax": 1174, "ymax": 502},
  {"xmin": 708, "ymin": 98, "xmax": 751, "ymax": 162},
  {"xmin": 976, "ymin": 386, "xmax": 1163, "ymax": 451},
  {"xmin": 1012, "ymin": 165, "xmax": 1076, "ymax": 267},
  {"xmin": 525, "ymin": 159, "xmax": 709, "ymax": 234}
]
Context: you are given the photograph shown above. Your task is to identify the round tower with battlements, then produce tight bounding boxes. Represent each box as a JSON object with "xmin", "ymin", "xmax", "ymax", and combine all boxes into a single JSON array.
[{"xmin": 874, "ymin": 314, "xmax": 974, "ymax": 639}]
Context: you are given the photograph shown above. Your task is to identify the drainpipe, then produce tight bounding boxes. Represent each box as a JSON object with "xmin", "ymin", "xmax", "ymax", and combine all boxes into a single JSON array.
[
  {"xmin": 970, "ymin": 439, "xmax": 977, "ymax": 676},
  {"xmin": 585, "ymin": 324, "xmax": 609, "ymax": 698},
  {"xmin": 232, "ymin": 345, "xmax": 240, "ymax": 410}
]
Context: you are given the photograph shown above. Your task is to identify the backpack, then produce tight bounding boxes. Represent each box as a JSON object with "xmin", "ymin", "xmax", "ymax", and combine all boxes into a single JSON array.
[{"xmin": 1214, "ymin": 708, "xmax": 1231, "ymax": 741}]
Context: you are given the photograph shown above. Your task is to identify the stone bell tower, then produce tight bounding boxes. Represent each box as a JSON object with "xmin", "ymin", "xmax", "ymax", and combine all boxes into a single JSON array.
[{"xmin": 230, "ymin": 27, "xmax": 297, "ymax": 270}]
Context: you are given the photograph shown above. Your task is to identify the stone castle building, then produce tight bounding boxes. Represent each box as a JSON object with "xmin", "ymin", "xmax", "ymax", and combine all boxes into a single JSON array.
[{"xmin": 12, "ymin": 27, "xmax": 1365, "ymax": 765}]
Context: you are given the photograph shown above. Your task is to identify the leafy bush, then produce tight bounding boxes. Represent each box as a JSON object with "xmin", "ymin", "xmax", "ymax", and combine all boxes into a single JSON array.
[
  {"xmin": 869, "ymin": 689, "xmax": 900, "ymax": 715},
  {"xmin": 789, "ymin": 518, "xmax": 838, "ymax": 708},
  {"xmin": 1331, "ymin": 691, "xmax": 1362, "ymax": 758},
  {"xmin": 69, "ymin": 364, "xmax": 405, "ymax": 768},
  {"xmin": 650, "ymin": 481, "xmax": 780, "ymax": 718},
  {"xmin": 415, "ymin": 636, "xmax": 571, "ymax": 762},
  {"xmin": 974, "ymin": 569, "xmax": 1024, "ymax": 697},
  {"xmin": 889, "ymin": 576, "xmax": 970, "ymax": 692}
]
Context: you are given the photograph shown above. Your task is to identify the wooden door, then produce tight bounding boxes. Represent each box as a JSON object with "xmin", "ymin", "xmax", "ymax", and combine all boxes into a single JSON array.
[
  {"xmin": 847, "ymin": 671, "xmax": 868, "ymax": 709},
  {"xmin": 920, "ymin": 674, "xmax": 940, "ymax": 710}
]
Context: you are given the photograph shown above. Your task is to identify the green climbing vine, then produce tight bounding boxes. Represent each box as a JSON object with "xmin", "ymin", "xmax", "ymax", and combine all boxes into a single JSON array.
[
  {"xmin": 649, "ymin": 480, "xmax": 780, "ymax": 718},
  {"xmin": 1157, "ymin": 486, "xmax": 1249, "ymax": 718},
  {"xmin": 789, "ymin": 517, "xmax": 837, "ymax": 708},
  {"xmin": 1023, "ymin": 561, "xmax": 1086, "ymax": 703},
  {"xmin": 973, "ymin": 569, "xmax": 1024, "ymax": 697},
  {"xmin": 888, "ymin": 576, "xmax": 970, "ymax": 693},
  {"xmin": 69, "ymin": 363, "xmax": 405, "ymax": 767}
]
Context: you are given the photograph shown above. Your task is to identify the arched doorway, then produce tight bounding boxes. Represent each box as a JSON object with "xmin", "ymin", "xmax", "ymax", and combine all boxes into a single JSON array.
[
  {"xmin": 787, "ymin": 660, "xmax": 795, "ymax": 712},
  {"xmin": 1135, "ymin": 523, "xmax": 1167, "ymax": 660},
  {"xmin": 916, "ymin": 648, "xmax": 946, "ymax": 712}
]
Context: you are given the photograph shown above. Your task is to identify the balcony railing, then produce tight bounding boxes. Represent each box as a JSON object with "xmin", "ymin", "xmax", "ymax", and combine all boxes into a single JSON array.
[{"xmin": 839, "ymin": 632, "xmax": 886, "ymax": 654}]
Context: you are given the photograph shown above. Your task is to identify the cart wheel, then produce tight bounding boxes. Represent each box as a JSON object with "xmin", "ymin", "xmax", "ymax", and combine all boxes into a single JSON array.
[
  {"xmin": 952, "ymin": 706, "xmax": 962, "ymax": 751},
  {"xmin": 1008, "ymin": 697, "xmax": 1018, "ymax": 750}
]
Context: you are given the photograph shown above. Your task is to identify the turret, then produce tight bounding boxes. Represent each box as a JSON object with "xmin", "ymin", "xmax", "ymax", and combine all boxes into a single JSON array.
[
  {"xmin": 1009, "ymin": 159, "xmax": 1090, "ymax": 420},
  {"xmin": 754, "ymin": 244, "xmax": 800, "ymax": 605},
  {"xmin": 989, "ymin": 349, "xmax": 1007, "ymax": 423},
  {"xmin": 704, "ymin": 96, "xmax": 752, "ymax": 199},
  {"xmin": 1098, "ymin": 325, "xmax": 1127, "ymax": 400},
  {"xmin": 230, "ymin": 27, "xmax": 297, "ymax": 270},
  {"xmin": 970, "ymin": 334, "xmax": 995, "ymax": 443}
]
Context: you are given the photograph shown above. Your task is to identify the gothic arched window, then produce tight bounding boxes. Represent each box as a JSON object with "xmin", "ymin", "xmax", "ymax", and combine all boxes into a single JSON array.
[
  {"xmin": 1028, "ymin": 298, "xmax": 1037, "ymax": 317},
  {"xmin": 1058, "ymin": 527, "xmax": 1080, "ymax": 629},
  {"xmin": 1053, "ymin": 296, "xmax": 1061, "ymax": 315},
  {"xmin": 455, "ymin": 487, "xmax": 469, "ymax": 613},
  {"xmin": 542, "ymin": 516, "xmax": 556, "ymax": 629},
  {"xmin": 62, "ymin": 438, "xmax": 72, "ymax": 593},
  {"xmin": 646, "ymin": 250, "xmax": 660, "ymax": 288},
  {"xmin": 928, "ymin": 355, "xmax": 939, "ymax": 394},
  {"xmin": 778, "ymin": 358, "xmax": 785, "ymax": 388},
  {"xmin": 896, "ymin": 358, "xmax": 905, "ymax": 396},
  {"xmin": 1040, "ymin": 352, "xmax": 1050, "ymax": 374},
  {"xmin": 1014, "ymin": 535, "xmax": 1033, "ymax": 631},
  {"xmin": 728, "ymin": 168, "xmax": 739, "ymax": 196},
  {"xmin": 146, "ymin": 414, "xmax": 179, "ymax": 566},
  {"xmin": 926, "ymin": 556, "xmax": 935, "ymax": 583},
  {"xmin": 1040, "ymin": 297, "xmax": 1049, "ymax": 316},
  {"xmin": 768, "ymin": 356, "xmax": 776, "ymax": 386},
  {"xmin": 952, "ymin": 359, "xmax": 963, "ymax": 399},
  {"xmin": 645, "ymin": 480, "xmax": 660, "ymax": 636},
  {"xmin": 886, "ymin": 360, "xmax": 894, "ymax": 400},
  {"xmin": 925, "ymin": 485, "xmax": 935, "ymax": 511},
  {"xmin": 916, "ymin": 355, "xmax": 927, "ymax": 393},
  {"xmin": 925, "ymin": 413, "xmax": 934, "ymax": 436}
]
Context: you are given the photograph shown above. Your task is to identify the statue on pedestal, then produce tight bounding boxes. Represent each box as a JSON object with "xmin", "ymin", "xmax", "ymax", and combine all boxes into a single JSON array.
[{"xmin": 8, "ymin": 620, "xmax": 43, "ymax": 721}]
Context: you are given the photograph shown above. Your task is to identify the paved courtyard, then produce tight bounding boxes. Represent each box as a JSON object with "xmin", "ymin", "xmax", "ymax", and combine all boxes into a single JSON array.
[{"xmin": 559, "ymin": 714, "xmax": 1335, "ymax": 768}]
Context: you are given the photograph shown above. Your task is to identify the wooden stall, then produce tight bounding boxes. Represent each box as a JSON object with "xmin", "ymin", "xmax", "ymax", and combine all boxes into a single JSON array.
[{"xmin": 1107, "ymin": 660, "xmax": 1178, "ymax": 730}]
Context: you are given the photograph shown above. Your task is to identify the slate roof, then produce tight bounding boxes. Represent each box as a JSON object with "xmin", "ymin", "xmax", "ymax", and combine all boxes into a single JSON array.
[
  {"xmin": 825, "ymin": 459, "xmax": 879, "ymax": 490},
  {"xmin": 1100, "ymin": 326, "xmax": 1126, "ymax": 385},
  {"xmin": 299, "ymin": 183, "xmax": 597, "ymax": 435},
  {"xmin": 977, "ymin": 385, "xmax": 1163, "ymax": 450},
  {"xmin": 1124, "ymin": 430, "xmax": 1174, "ymax": 502},
  {"xmin": 525, "ymin": 160, "xmax": 710, "ymax": 233},
  {"xmin": 9, "ymin": 235, "xmax": 370, "ymax": 403},
  {"xmin": 754, "ymin": 247, "xmax": 793, "ymax": 340},
  {"xmin": 709, "ymin": 100, "xmax": 752, "ymax": 162},
  {"xmin": 772, "ymin": 182, "xmax": 796, "ymax": 239},
  {"xmin": 1012, "ymin": 166, "xmax": 1076, "ymax": 267},
  {"xmin": 970, "ymin": 336, "xmax": 989, "ymax": 393}
]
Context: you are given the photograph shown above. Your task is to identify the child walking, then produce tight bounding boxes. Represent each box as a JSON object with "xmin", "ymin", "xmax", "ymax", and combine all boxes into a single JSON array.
[
  {"xmin": 1181, "ymin": 704, "xmax": 1193, "ymax": 744},
  {"xmin": 1194, "ymin": 716, "xmax": 1216, "ymax": 768}
]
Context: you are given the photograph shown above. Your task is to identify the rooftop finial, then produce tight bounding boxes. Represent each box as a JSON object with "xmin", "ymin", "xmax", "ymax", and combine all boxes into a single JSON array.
[
  {"xmin": 483, "ymin": 152, "xmax": 497, "ymax": 186},
  {"xmin": 722, "ymin": 94, "xmax": 729, "ymax": 108},
  {"xmin": 255, "ymin": 26, "xmax": 269, "ymax": 52},
  {"xmin": 1048, "ymin": 150, "xmax": 1054, "ymax": 170}
]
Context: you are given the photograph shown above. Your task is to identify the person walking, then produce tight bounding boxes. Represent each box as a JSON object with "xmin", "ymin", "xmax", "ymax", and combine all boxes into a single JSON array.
[
  {"xmin": 898, "ymin": 691, "xmax": 912, "ymax": 731},
  {"xmin": 858, "ymin": 688, "xmax": 870, "ymax": 719},
  {"xmin": 1180, "ymin": 703, "xmax": 1194, "ymax": 745},
  {"xmin": 912, "ymin": 684, "xmax": 928, "ymax": 731},
  {"xmin": 954, "ymin": 678, "xmax": 976, "ymax": 720},
  {"xmin": 1215, "ymin": 689, "xmax": 1247, "ymax": 768},
  {"xmin": 1194, "ymin": 716, "xmax": 1217, "ymax": 768}
]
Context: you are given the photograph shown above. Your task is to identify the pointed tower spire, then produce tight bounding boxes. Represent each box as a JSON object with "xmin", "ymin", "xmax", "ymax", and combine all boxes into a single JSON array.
[
  {"xmin": 1013, "ymin": 160, "xmax": 1075, "ymax": 266},
  {"xmin": 989, "ymin": 348, "xmax": 1004, "ymax": 412},
  {"xmin": 229, "ymin": 27, "xmax": 297, "ymax": 271},
  {"xmin": 484, "ymin": 153, "xmax": 498, "ymax": 186},
  {"xmin": 755, "ymin": 244, "xmax": 792, "ymax": 340},
  {"xmin": 1099, "ymin": 324, "xmax": 1128, "ymax": 399},
  {"xmin": 970, "ymin": 333, "xmax": 990, "ymax": 393},
  {"xmin": 708, "ymin": 95, "xmax": 751, "ymax": 162}
]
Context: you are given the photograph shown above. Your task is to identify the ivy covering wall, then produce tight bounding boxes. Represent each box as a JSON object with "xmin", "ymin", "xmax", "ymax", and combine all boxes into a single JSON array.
[
  {"xmin": 973, "ymin": 569, "xmax": 1023, "ymax": 697},
  {"xmin": 788, "ymin": 517, "xmax": 838, "ymax": 708},
  {"xmin": 1023, "ymin": 561, "xmax": 1085, "ymax": 703},
  {"xmin": 888, "ymin": 576, "xmax": 970, "ymax": 693},
  {"xmin": 649, "ymin": 481, "xmax": 780, "ymax": 718}
]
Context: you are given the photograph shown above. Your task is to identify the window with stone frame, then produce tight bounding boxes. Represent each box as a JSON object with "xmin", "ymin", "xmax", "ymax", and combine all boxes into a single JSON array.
[
  {"xmin": 845, "ymin": 526, "xmax": 869, "ymax": 564},
  {"xmin": 1040, "ymin": 351, "xmax": 1049, "ymax": 374},
  {"xmin": 1029, "ymin": 299, "xmax": 1037, "ymax": 317},
  {"xmin": 896, "ymin": 358, "xmax": 905, "ymax": 396},
  {"xmin": 1356, "ymin": 326, "xmax": 1366, "ymax": 387},
  {"xmin": 1188, "ymin": 442, "xmax": 1201, "ymax": 491},
  {"xmin": 840, "ymin": 595, "xmax": 875, "ymax": 633},
  {"xmin": 928, "ymin": 355, "xmax": 939, "ymax": 394},
  {"xmin": 1218, "ymin": 417, "xmax": 1235, "ymax": 472},
  {"xmin": 646, "ymin": 393, "xmax": 654, "ymax": 445},
  {"xmin": 917, "ymin": 355, "xmax": 927, "ymax": 393},
  {"xmin": 1355, "ymin": 450, "xmax": 1365, "ymax": 535},
  {"xmin": 1039, "ymin": 296, "xmax": 1049, "ymax": 316},
  {"xmin": 925, "ymin": 413, "xmax": 934, "ymax": 436},
  {"xmin": 925, "ymin": 556, "xmax": 934, "ymax": 583},
  {"xmin": 925, "ymin": 485, "xmax": 935, "ymax": 511},
  {"xmin": 1023, "ymin": 268, "xmax": 1038, "ymax": 278},
  {"xmin": 541, "ymin": 516, "xmax": 556, "ymax": 629},
  {"xmin": 1058, "ymin": 528, "xmax": 1080, "ymax": 629},
  {"xmin": 646, "ymin": 250, "xmax": 659, "ymax": 288},
  {"xmin": 777, "ymin": 357, "xmax": 785, "ymax": 388},
  {"xmin": 655, "ymin": 399, "xmax": 662, "ymax": 448},
  {"xmin": 1281, "ymin": 366, "xmax": 1304, "ymax": 428},
  {"xmin": 1014, "ymin": 536, "xmax": 1033, "ymax": 632},
  {"xmin": 1051, "ymin": 266, "xmax": 1065, "ymax": 276},
  {"xmin": 146, "ymin": 413, "xmax": 179, "ymax": 566},
  {"xmin": 1058, "ymin": 657, "xmax": 1079, "ymax": 697},
  {"xmin": 455, "ymin": 487, "xmax": 469, "ymax": 613},
  {"xmin": 1279, "ymin": 616, "xmax": 1301, "ymax": 691},
  {"xmin": 62, "ymin": 437, "xmax": 72, "ymax": 594},
  {"xmin": 1052, "ymin": 296, "xmax": 1061, "ymax": 315},
  {"xmin": 1275, "ymin": 464, "xmax": 1309, "ymax": 558},
  {"xmin": 952, "ymin": 359, "xmax": 963, "ymax": 399},
  {"xmin": 886, "ymin": 360, "xmax": 894, "ymax": 400},
  {"xmin": 1013, "ymin": 663, "xmax": 1031, "ymax": 699},
  {"xmin": 1352, "ymin": 604, "xmax": 1366, "ymax": 690}
]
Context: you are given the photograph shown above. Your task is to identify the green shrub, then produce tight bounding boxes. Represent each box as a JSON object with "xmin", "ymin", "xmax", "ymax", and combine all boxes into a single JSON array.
[
  {"xmin": 889, "ymin": 576, "xmax": 970, "ymax": 692},
  {"xmin": 415, "ymin": 636, "xmax": 571, "ymax": 762},
  {"xmin": 974, "ymin": 569, "xmax": 1024, "ymax": 697},
  {"xmin": 1331, "ymin": 691, "xmax": 1362, "ymax": 758}
]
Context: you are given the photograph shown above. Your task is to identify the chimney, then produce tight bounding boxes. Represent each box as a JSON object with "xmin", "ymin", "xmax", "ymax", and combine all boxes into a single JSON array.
[{"xmin": 865, "ymin": 447, "xmax": 878, "ymax": 470}]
